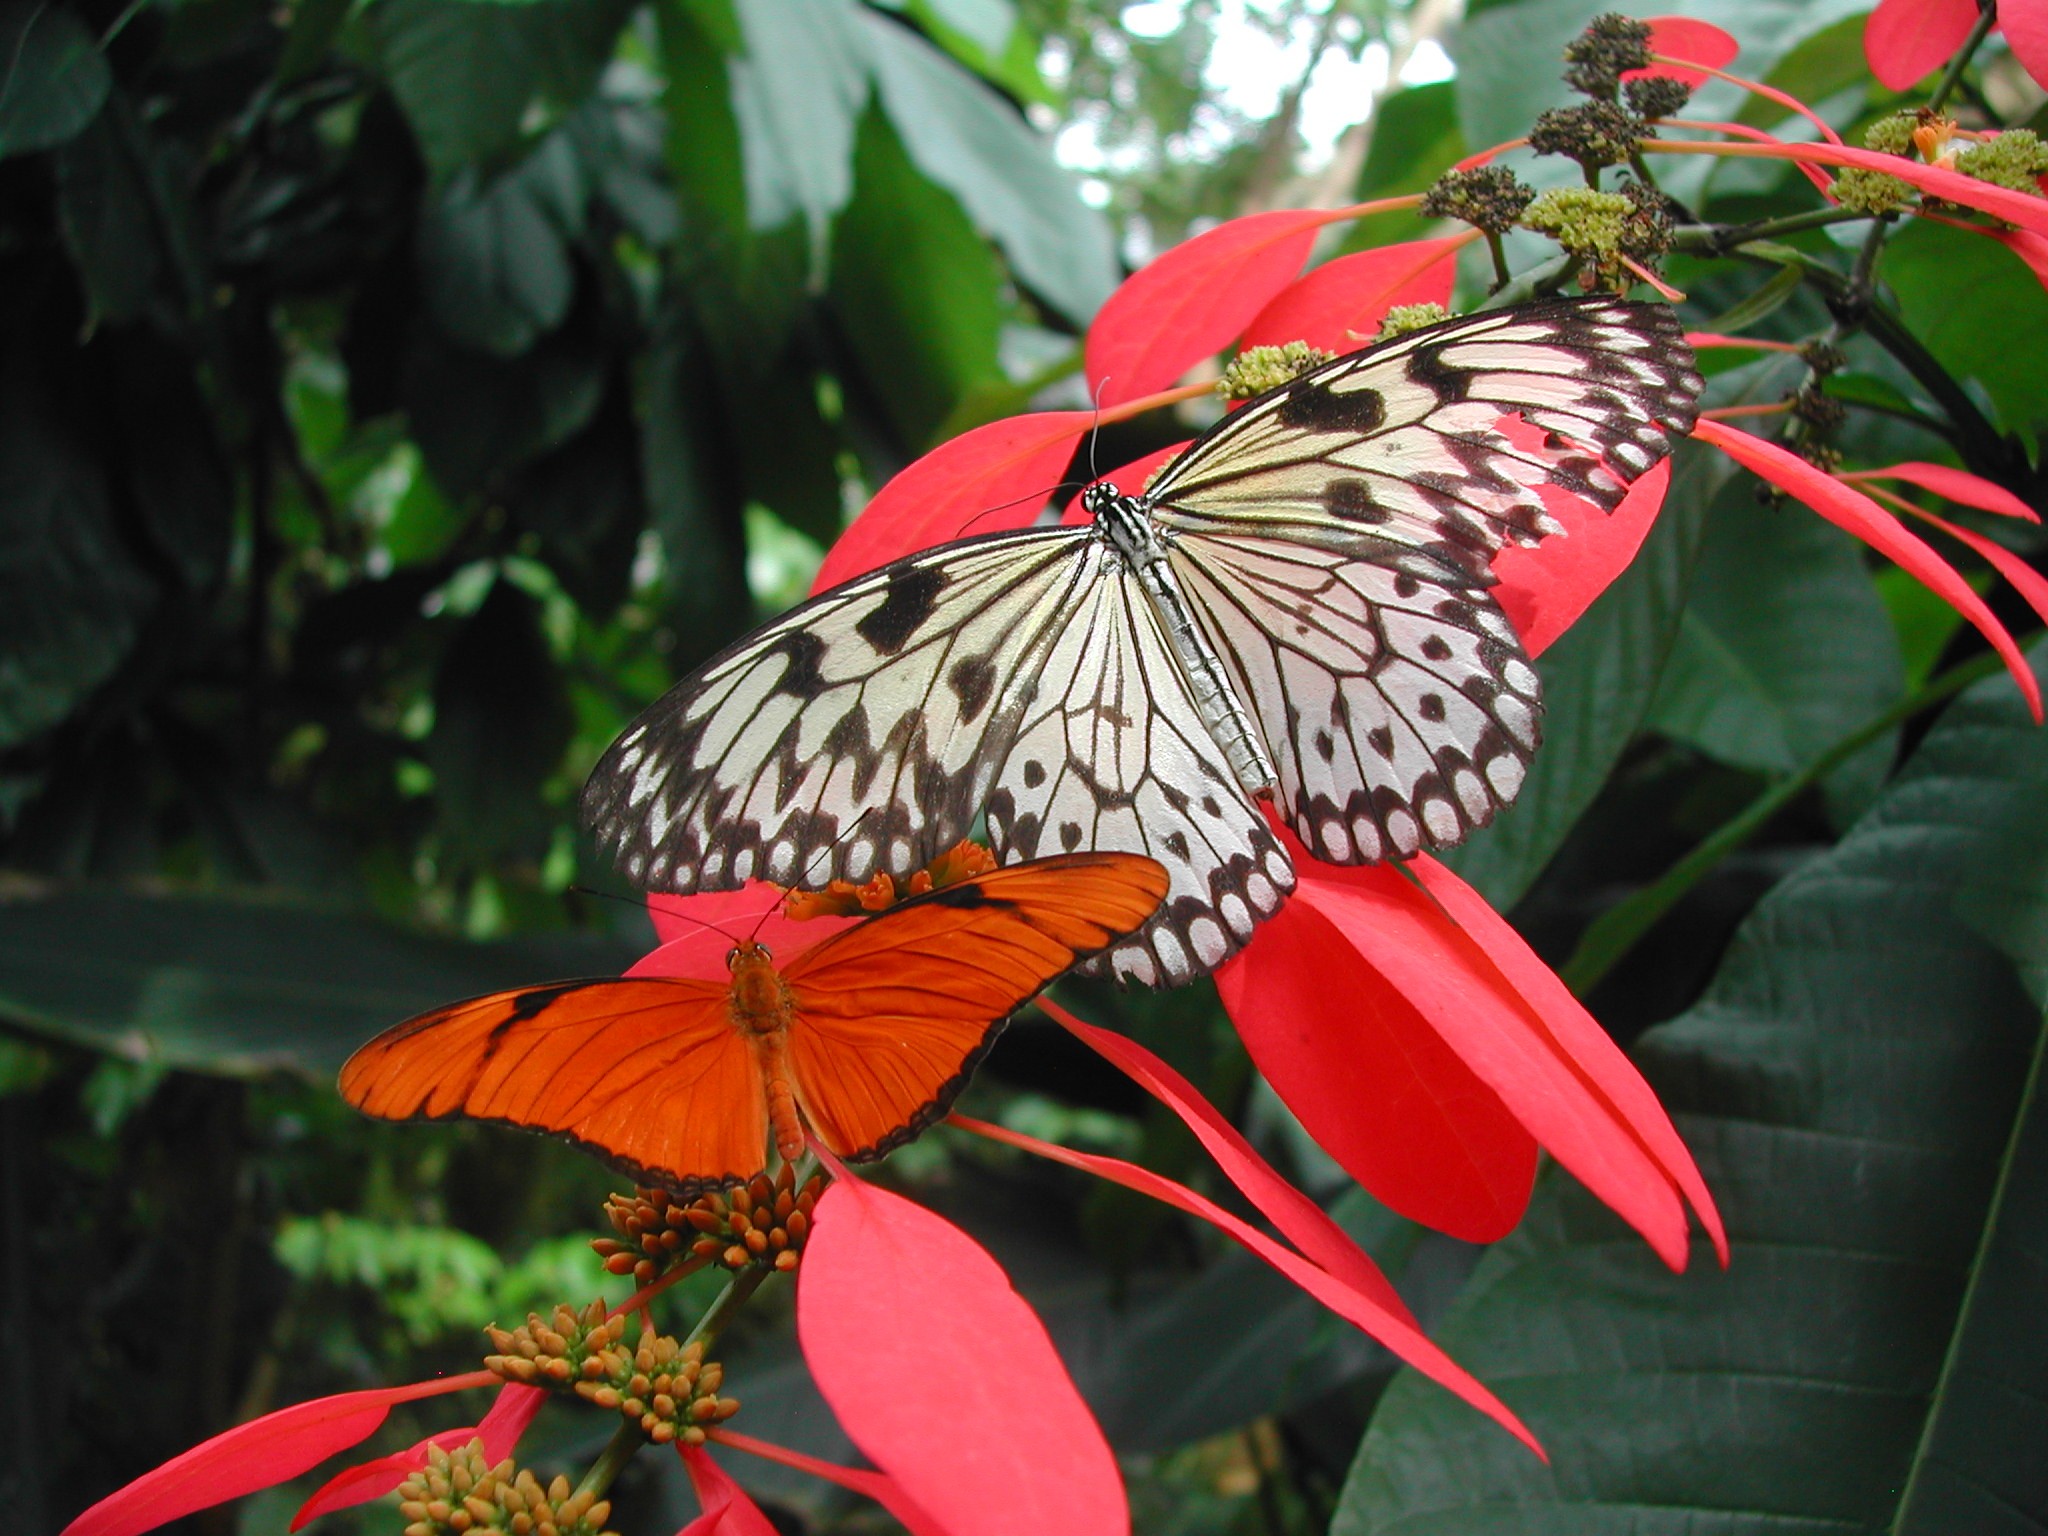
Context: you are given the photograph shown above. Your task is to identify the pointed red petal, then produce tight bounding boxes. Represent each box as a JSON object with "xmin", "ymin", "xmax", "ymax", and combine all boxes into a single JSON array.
[
  {"xmin": 1696, "ymin": 419, "xmax": 2043, "ymax": 720},
  {"xmin": 1243, "ymin": 834, "xmax": 1716, "ymax": 1270},
  {"xmin": 1237, "ymin": 238, "xmax": 1465, "ymax": 355},
  {"xmin": 1899, "ymin": 506, "xmax": 2048, "ymax": 629},
  {"xmin": 704, "ymin": 1431, "xmax": 950, "ymax": 1536},
  {"xmin": 60, "ymin": 1376, "xmax": 489, "ymax": 1536},
  {"xmin": 2005, "ymin": 0, "xmax": 2048, "ymax": 89},
  {"xmin": 951, "ymin": 1114, "xmax": 1543, "ymax": 1458},
  {"xmin": 289, "ymin": 1384, "xmax": 546, "ymax": 1529},
  {"xmin": 1662, "ymin": 135, "xmax": 2048, "ymax": 234},
  {"xmin": 1638, "ymin": 17, "xmax": 1739, "ymax": 85},
  {"xmin": 1493, "ymin": 458, "xmax": 1671, "ymax": 657},
  {"xmin": 797, "ymin": 1182, "xmax": 1127, "ymax": 1536},
  {"xmin": 1086, "ymin": 210, "xmax": 1334, "ymax": 407},
  {"xmin": 810, "ymin": 411, "xmax": 1094, "ymax": 593},
  {"xmin": 1407, "ymin": 855, "xmax": 1729, "ymax": 1265},
  {"xmin": 1042, "ymin": 1000, "xmax": 1416, "ymax": 1320},
  {"xmin": 676, "ymin": 1447, "xmax": 782, "ymax": 1536},
  {"xmin": 1215, "ymin": 893, "xmax": 1538, "ymax": 1244},
  {"xmin": 1844, "ymin": 461, "xmax": 2041, "ymax": 522},
  {"xmin": 1864, "ymin": 0, "xmax": 1984, "ymax": 88}
]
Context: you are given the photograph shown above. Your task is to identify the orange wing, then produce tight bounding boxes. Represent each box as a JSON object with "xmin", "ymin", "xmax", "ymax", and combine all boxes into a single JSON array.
[
  {"xmin": 780, "ymin": 852, "xmax": 1169, "ymax": 1160},
  {"xmin": 338, "ymin": 978, "xmax": 769, "ymax": 1196}
]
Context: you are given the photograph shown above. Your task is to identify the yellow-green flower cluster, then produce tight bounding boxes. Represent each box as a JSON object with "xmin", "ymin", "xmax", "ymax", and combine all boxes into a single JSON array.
[
  {"xmin": 396, "ymin": 1440, "xmax": 617, "ymax": 1536},
  {"xmin": 1219, "ymin": 341, "xmax": 1336, "ymax": 400}
]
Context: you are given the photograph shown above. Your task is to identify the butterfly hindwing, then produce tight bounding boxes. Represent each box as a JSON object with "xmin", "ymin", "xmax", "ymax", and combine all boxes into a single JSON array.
[
  {"xmin": 338, "ymin": 978, "xmax": 768, "ymax": 1196},
  {"xmin": 583, "ymin": 526, "xmax": 1096, "ymax": 895},
  {"xmin": 1170, "ymin": 529, "xmax": 1542, "ymax": 863},
  {"xmin": 781, "ymin": 852, "xmax": 1170, "ymax": 1156},
  {"xmin": 982, "ymin": 557, "xmax": 1294, "ymax": 986}
]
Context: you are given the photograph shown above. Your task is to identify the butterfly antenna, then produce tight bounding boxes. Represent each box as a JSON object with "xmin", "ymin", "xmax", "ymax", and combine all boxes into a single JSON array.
[
  {"xmin": 743, "ymin": 809, "xmax": 877, "ymax": 943},
  {"xmin": 955, "ymin": 479, "xmax": 1084, "ymax": 538}
]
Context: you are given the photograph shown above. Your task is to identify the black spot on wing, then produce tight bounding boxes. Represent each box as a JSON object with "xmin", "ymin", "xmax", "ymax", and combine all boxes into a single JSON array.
[
  {"xmin": 773, "ymin": 631, "xmax": 829, "ymax": 700},
  {"xmin": 1276, "ymin": 380, "xmax": 1385, "ymax": 432},
  {"xmin": 948, "ymin": 654, "xmax": 996, "ymax": 723},
  {"xmin": 856, "ymin": 564, "xmax": 946, "ymax": 654}
]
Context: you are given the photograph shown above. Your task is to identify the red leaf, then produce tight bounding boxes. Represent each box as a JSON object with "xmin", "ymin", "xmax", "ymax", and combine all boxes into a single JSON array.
[
  {"xmin": 2006, "ymin": 0, "xmax": 2048, "ymax": 89},
  {"xmin": 1407, "ymin": 855, "xmax": 1729, "ymax": 1265},
  {"xmin": 640, "ymin": 888, "xmax": 861, "ymax": 977},
  {"xmin": 797, "ymin": 1181, "xmax": 1127, "ymax": 1536},
  {"xmin": 1637, "ymin": 16, "xmax": 1740, "ymax": 85},
  {"xmin": 677, "ymin": 1448, "xmax": 781, "ymax": 1536},
  {"xmin": 1900, "ymin": 506, "xmax": 2048, "ymax": 629},
  {"xmin": 1696, "ymin": 419, "xmax": 2043, "ymax": 720},
  {"xmin": 289, "ymin": 1384, "xmax": 546, "ymax": 1529},
  {"xmin": 1216, "ymin": 890, "xmax": 1537, "ymax": 1243},
  {"xmin": 60, "ymin": 1376, "xmax": 490, "ymax": 1536},
  {"xmin": 952, "ymin": 1114, "xmax": 1544, "ymax": 1458},
  {"xmin": 705, "ymin": 1431, "xmax": 949, "ymax": 1536},
  {"xmin": 1246, "ymin": 834, "xmax": 1719, "ymax": 1270},
  {"xmin": 1863, "ymin": 0, "xmax": 1983, "ymax": 88},
  {"xmin": 1043, "ymin": 1001, "xmax": 1417, "ymax": 1320},
  {"xmin": 1842, "ymin": 460, "xmax": 2041, "ymax": 522},
  {"xmin": 1237, "ymin": 238, "xmax": 1465, "ymax": 355},
  {"xmin": 811, "ymin": 412, "xmax": 1094, "ymax": 593},
  {"xmin": 1494, "ymin": 459, "xmax": 1671, "ymax": 658},
  {"xmin": 1085, "ymin": 210, "xmax": 1333, "ymax": 407}
]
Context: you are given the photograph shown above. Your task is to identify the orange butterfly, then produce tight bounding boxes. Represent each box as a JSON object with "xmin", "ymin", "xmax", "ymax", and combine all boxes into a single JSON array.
[{"xmin": 339, "ymin": 852, "xmax": 1168, "ymax": 1195}]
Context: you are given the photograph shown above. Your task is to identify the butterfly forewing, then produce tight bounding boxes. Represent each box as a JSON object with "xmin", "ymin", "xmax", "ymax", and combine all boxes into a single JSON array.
[
  {"xmin": 983, "ymin": 556, "xmax": 1293, "ymax": 985},
  {"xmin": 338, "ymin": 979, "xmax": 768, "ymax": 1197},
  {"xmin": 1148, "ymin": 297, "xmax": 1702, "ymax": 561},
  {"xmin": 782, "ymin": 853, "xmax": 1171, "ymax": 1154},
  {"xmin": 584, "ymin": 527, "xmax": 1095, "ymax": 894}
]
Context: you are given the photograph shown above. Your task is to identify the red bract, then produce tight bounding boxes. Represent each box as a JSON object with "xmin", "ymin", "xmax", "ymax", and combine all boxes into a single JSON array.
[
  {"xmin": 1638, "ymin": 16, "xmax": 1740, "ymax": 85},
  {"xmin": 1864, "ymin": 0, "xmax": 1986, "ymax": 89},
  {"xmin": 60, "ymin": 1371, "xmax": 498, "ymax": 1536},
  {"xmin": 1838, "ymin": 461, "xmax": 2041, "ymax": 522},
  {"xmin": 1493, "ymin": 457, "xmax": 1671, "ymax": 658},
  {"xmin": 1084, "ymin": 209, "xmax": 1339, "ymax": 406},
  {"xmin": 1237, "ymin": 237, "xmax": 1467, "ymax": 354},
  {"xmin": 810, "ymin": 410, "xmax": 1094, "ymax": 592},
  {"xmin": 1695, "ymin": 418, "xmax": 2043, "ymax": 719},
  {"xmin": 290, "ymin": 1383, "xmax": 546, "ymax": 1528},
  {"xmin": 2006, "ymin": 0, "xmax": 2048, "ymax": 92},
  {"xmin": 704, "ymin": 1431, "xmax": 949, "ymax": 1536},
  {"xmin": 1217, "ymin": 832, "xmax": 1726, "ymax": 1266},
  {"xmin": 796, "ymin": 1170, "xmax": 1127, "ymax": 1536},
  {"xmin": 676, "ymin": 1447, "xmax": 783, "ymax": 1536}
]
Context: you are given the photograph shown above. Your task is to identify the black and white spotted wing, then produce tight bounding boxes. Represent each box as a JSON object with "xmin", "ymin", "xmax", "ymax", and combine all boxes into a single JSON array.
[{"xmin": 584, "ymin": 295, "xmax": 1703, "ymax": 985}]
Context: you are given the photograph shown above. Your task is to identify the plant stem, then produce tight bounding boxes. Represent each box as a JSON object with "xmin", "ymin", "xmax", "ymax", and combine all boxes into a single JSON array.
[
  {"xmin": 575, "ymin": 1421, "xmax": 645, "ymax": 1503},
  {"xmin": 1560, "ymin": 648, "xmax": 2013, "ymax": 995},
  {"xmin": 1927, "ymin": 3, "xmax": 1999, "ymax": 114},
  {"xmin": 686, "ymin": 1265, "xmax": 769, "ymax": 1349},
  {"xmin": 1670, "ymin": 205, "xmax": 1873, "ymax": 253}
]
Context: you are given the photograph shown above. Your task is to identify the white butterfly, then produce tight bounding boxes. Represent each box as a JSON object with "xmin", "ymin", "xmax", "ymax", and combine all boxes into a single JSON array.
[{"xmin": 584, "ymin": 297, "xmax": 1703, "ymax": 986}]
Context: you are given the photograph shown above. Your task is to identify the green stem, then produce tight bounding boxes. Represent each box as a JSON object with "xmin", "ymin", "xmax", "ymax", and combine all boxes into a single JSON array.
[
  {"xmin": 574, "ymin": 1421, "xmax": 644, "ymax": 1503},
  {"xmin": 1669, "ymin": 205, "xmax": 1873, "ymax": 253},
  {"xmin": 1927, "ymin": 3, "xmax": 1999, "ymax": 114},
  {"xmin": 1560, "ymin": 648, "xmax": 2013, "ymax": 995},
  {"xmin": 685, "ymin": 1264, "xmax": 769, "ymax": 1350},
  {"xmin": 1479, "ymin": 252, "xmax": 1576, "ymax": 309},
  {"xmin": 1484, "ymin": 230, "xmax": 1513, "ymax": 291}
]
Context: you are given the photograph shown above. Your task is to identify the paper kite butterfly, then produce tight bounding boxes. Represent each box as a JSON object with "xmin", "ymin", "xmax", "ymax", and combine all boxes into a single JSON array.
[
  {"xmin": 582, "ymin": 296, "xmax": 1704, "ymax": 987},
  {"xmin": 339, "ymin": 851, "xmax": 1168, "ymax": 1195}
]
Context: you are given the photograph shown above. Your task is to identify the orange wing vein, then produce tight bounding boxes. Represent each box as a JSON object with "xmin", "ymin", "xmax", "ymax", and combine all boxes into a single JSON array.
[
  {"xmin": 780, "ymin": 852, "xmax": 1169, "ymax": 1160},
  {"xmin": 338, "ymin": 978, "xmax": 769, "ymax": 1196}
]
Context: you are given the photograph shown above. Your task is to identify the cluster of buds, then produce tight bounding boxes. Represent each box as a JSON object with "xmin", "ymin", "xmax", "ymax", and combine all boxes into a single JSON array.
[
  {"xmin": 682, "ymin": 1165, "xmax": 823, "ymax": 1272},
  {"xmin": 783, "ymin": 838, "xmax": 999, "ymax": 918},
  {"xmin": 483, "ymin": 1300, "xmax": 624, "ymax": 1390},
  {"xmin": 1218, "ymin": 341, "xmax": 1334, "ymax": 400},
  {"xmin": 1562, "ymin": 11, "xmax": 1653, "ymax": 99},
  {"xmin": 575, "ymin": 1327, "xmax": 741, "ymax": 1446},
  {"xmin": 396, "ymin": 1438, "xmax": 617, "ymax": 1536},
  {"xmin": 593, "ymin": 1189, "xmax": 705, "ymax": 1288},
  {"xmin": 1374, "ymin": 303, "xmax": 1453, "ymax": 341},
  {"xmin": 1420, "ymin": 166, "xmax": 1533, "ymax": 235},
  {"xmin": 1530, "ymin": 99, "xmax": 1647, "ymax": 177}
]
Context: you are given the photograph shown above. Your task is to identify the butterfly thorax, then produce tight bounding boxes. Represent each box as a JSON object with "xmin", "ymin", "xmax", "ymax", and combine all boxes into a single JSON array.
[
  {"xmin": 725, "ymin": 943, "xmax": 794, "ymax": 1040},
  {"xmin": 1085, "ymin": 484, "xmax": 1278, "ymax": 796}
]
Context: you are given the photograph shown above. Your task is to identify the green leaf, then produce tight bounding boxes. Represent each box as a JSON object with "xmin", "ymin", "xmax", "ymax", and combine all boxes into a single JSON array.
[
  {"xmin": 427, "ymin": 579, "xmax": 575, "ymax": 857},
  {"xmin": 0, "ymin": 889, "xmax": 645, "ymax": 1078},
  {"xmin": 1335, "ymin": 650, "xmax": 2048, "ymax": 1533},
  {"xmin": 359, "ymin": 0, "xmax": 635, "ymax": 179},
  {"xmin": 417, "ymin": 161, "xmax": 578, "ymax": 357},
  {"xmin": 1648, "ymin": 483, "xmax": 1905, "ymax": 823},
  {"xmin": 829, "ymin": 104, "xmax": 1004, "ymax": 450},
  {"xmin": 1739, "ymin": 12, "xmax": 1872, "ymax": 130},
  {"xmin": 0, "ymin": 355, "xmax": 156, "ymax": 748},
  {"xmin": 1342, "ymin": 81, "xmax": 1464, "ymax": 251},
  {"xmin": 0, "ymin": 2, "xmax": 110, "ymax": 159},
  {"xmin": 898, "ymin": 0, "xmax": 1049, "ymax": 106},
  {"xmin": 53, "ymin": 102, "xmax": 161, "ymax": 324},
  {"xmin": 861, "ymin": 7, "xmax": 1117, "ymax": 327},
  {"xmin": 401, "ymin": 318, "xmax": 607, "ymax": 498},
  {"xmin": 504, "ymin": 382, "xmax": 645, "ymax": 620},
  {"xmin": 1441, "ymin": 447, "xmax": 1724, "ymax": 910},
  {"xmin": 1883, "ymin": 219, "xmax": 2048, "ymax": 437},
  {"xmin": 728, "ymin": 0, "xmax": 870, "ymax": 248}
]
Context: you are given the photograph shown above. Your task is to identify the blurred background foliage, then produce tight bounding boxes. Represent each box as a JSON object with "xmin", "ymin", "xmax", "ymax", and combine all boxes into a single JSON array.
[{"xmin": 3, "ymin": 0, "xmax": 2046, "ymax": 1532}]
